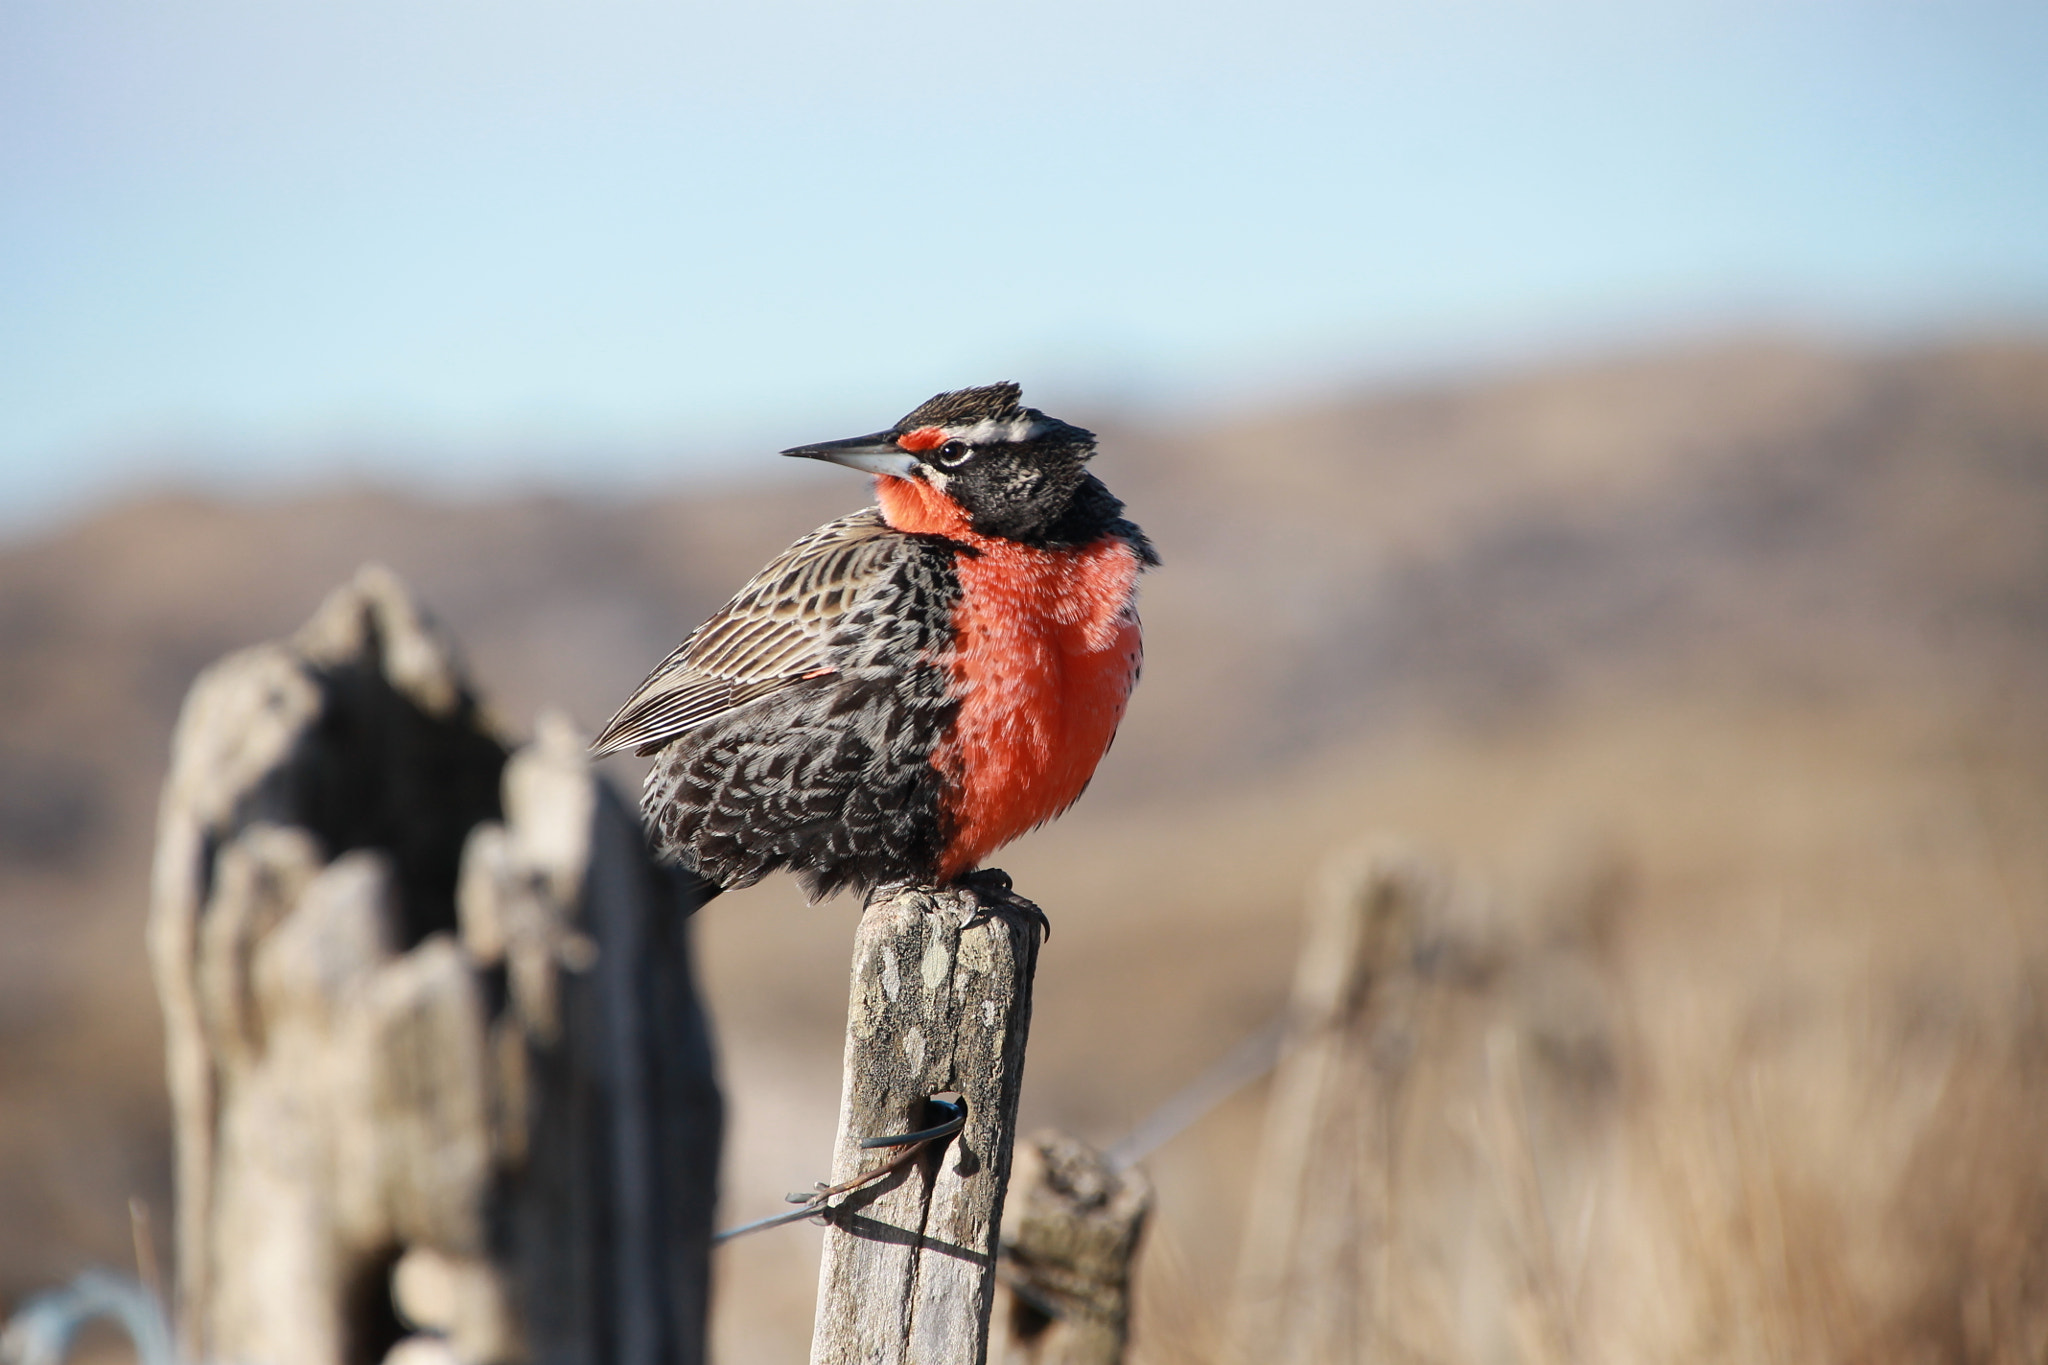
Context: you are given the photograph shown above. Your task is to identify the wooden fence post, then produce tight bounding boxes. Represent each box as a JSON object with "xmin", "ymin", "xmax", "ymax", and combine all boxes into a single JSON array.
[
  {"xmin": 1227, "ymin": 843, "xmax": 1453, "ymax": 1364},
  {"xmin": 809, "ymin": 886, "xmax": 1042, "ymax": 1365},
  {"xmin": 148, "ymin": 565, "xmax": 720, "ymax": 1365},
  {"xmin": 1227, "ymin": 839, "xmax": 1622, "ymax": 1365},
  {"xmin": 996, "ymin": 1132, "xmax": 1151, "ymax": 1365}
]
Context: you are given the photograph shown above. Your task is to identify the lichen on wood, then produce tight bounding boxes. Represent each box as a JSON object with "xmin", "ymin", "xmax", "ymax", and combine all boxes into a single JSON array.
[{"xmin": 809, "ymin": 886, "xmax": 1043, "ymax": 1365}]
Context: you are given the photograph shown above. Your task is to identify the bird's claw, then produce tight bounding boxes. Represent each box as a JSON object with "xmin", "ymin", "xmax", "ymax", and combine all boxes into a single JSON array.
[
  {"xmin": 864, "ymin": 870, "xmax": 1049, "ymax": 944},
  {"xmin": 956, "ymin": 868, "xmax": 1050, "ymax": 944},
  {"xmin": 1012, "ymin": 899, "xmax": 1052, "ymax": 945}
]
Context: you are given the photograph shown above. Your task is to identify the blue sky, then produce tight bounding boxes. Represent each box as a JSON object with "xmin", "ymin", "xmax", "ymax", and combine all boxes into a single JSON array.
[{"xmin": 2, "ymin": 0, "xmax": 2044, "ymax": 530}]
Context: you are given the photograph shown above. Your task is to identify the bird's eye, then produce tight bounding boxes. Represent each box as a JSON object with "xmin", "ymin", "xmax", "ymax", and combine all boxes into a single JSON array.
[{"xmin": 935, "ymin": 440, "xmax": 973, "ymax": 467}]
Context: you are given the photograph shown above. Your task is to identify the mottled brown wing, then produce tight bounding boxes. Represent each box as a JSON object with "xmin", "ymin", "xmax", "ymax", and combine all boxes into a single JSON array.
[{"xmin": 590, "ymin": 510, "xmax": 906, "ymax": 758}]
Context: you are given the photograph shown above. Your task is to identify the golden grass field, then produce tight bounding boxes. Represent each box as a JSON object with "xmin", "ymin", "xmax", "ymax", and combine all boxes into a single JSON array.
[{"xmin": 3, "ymin": 337, "xmax": 2045, "ymax": 1361}]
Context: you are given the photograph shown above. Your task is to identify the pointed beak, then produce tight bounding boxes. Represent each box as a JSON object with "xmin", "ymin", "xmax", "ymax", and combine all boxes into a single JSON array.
[{"xmin": 779, "ymin": 431, "xmax": 922, "ymax": 478}]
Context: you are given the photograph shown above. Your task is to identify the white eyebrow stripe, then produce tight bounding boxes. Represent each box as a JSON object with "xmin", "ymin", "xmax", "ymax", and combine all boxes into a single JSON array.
[{"xmin": 951, "ymin": 416, "xmax": 1048, "ymax": 444}]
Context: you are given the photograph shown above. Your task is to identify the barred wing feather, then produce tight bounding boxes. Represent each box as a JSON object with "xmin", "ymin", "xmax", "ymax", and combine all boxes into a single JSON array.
[{"xmin": 590, "ymin": 510, "xmax": 904, "ymax": 758}]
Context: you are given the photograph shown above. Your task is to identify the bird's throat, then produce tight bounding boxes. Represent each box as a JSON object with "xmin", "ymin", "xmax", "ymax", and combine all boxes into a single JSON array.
[{"xmin": 875, "ymin": 475, "xmax": 973, "ymax": 538}]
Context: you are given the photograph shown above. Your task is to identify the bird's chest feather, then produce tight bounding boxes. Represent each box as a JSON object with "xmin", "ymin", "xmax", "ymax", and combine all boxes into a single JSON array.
[{"xmin": 934, "ymin": 533, "xmax": 1144, "ymax": 876}]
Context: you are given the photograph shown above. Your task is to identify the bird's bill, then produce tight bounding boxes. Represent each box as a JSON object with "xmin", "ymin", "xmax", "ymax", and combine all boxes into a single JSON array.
[{"xmin": 780, "ymin": 432, "xmax": 922, "ymax": 478}]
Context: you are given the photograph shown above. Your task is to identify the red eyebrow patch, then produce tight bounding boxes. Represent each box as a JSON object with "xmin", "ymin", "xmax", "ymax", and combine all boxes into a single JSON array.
[{"xmin": 897, "ymin": 427, "xmax": 947, "ymax": 452}]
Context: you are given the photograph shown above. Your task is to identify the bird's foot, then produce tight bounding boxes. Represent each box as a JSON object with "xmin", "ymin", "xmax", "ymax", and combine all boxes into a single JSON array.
[
  {"xmin": 862, "ymin": 871, "xmax": 1048, "ymax": 943},
  {"xmin": 955, "ymin": 868, "xmax": 1050, "ymax": 944}
]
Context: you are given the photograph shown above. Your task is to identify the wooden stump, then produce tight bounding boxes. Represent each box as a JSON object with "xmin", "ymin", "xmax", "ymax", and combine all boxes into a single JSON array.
[
  {"xmin": 998, "ymin": 1133, "xmax": 1151, "ymax": 1365},
  {"xmin": 148, "ymin": 565, "xmax": 720, "ymax": 1365},
  {"xmin": 809, "ymin": 887, "xmax": 1042, "ymax": 1365}
]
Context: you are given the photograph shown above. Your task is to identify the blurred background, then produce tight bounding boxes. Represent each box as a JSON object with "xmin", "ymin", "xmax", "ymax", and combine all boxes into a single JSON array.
[{"xmin": 3, "ymin": 0, "xmax": 2046, "ymax": 1360}]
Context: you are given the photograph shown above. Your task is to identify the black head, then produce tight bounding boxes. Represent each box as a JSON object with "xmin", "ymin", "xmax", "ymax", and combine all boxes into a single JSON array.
[{"xmin": 781, "ymin": 382, "xmax": 1107, "ymax": 543}]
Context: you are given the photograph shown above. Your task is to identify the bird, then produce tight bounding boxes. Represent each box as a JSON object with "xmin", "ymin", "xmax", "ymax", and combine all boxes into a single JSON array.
[{"xmin": 591, "ymin": 381, "xmax": 1157, "ymax": 908}]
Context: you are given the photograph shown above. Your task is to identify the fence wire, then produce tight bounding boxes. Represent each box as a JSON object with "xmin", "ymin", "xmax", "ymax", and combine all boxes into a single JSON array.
[
  {"xmin": 715, "ymin": 1013, "xmax": 1288, "ymax": 1243},
  {"xmin": 0, "ymin": 1271, "xmax": 177, "ymax": 1365}
]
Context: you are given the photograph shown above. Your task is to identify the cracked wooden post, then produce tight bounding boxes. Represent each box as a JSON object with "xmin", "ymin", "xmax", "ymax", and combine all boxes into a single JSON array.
[
  {"xmin": 997, "ymin": 1132, "xmax": 1151, "ymax": 1365},
  {"xmin": 809, "ymin": 886, "xmax": 1042, "ymax": 1365},
  {"xmin": 148, "ymin": 565, "xmax": 720, "ymax": 1365}
]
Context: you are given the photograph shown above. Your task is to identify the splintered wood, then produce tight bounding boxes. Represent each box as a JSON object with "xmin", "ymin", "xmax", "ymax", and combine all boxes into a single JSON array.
[
  {"xmin": 809, "ymin": 887, "xmax": 1042, "ymax": 1365},
  {"xmin": 148, "ymin": 566, "xmax": 720, "ymax": 1365}
]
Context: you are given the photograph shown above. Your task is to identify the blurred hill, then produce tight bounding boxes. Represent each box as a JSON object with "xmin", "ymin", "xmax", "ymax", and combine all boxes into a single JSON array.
[{"xmin": 3, "ymin": 336, "xmax": 2046, "ymax": 1360}]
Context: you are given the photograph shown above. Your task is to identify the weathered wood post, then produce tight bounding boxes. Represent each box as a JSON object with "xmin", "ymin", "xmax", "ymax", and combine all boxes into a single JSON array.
[
  {"xmin": 1227, "ymin": 843, "xmax": 1455, "ymax": 1363},
  {"xmin": 808, "ymin": 886, "xmax": 1042, "ymax": 1365},
  {"xmin": 148, "ymin": 565, "xmax": 720, "ymax": 1365},
  {"xmin": 996, "ymin": 1133, "xmax": 1151, "ymax": 1365},
  {"xmin": 1228, "ymin": 840, "xmax": 1622, "ymax": 1364}
]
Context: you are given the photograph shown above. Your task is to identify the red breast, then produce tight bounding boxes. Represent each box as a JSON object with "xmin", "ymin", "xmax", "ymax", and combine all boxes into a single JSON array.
[{"xmin": 876, "ymin": 475, "xmax": 1145, "ymax": 881}]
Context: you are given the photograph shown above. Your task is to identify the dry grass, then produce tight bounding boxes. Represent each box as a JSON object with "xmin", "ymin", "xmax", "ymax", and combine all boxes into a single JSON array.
[{"xmin": 1107, "ymin": 691, "xmax": 2048, "ymax": 1365}]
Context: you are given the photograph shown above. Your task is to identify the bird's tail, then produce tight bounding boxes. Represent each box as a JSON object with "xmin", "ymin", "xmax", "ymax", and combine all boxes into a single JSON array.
[{"xmin": 669, "ymin": 863, "xmax": 725, "ymax": 915}]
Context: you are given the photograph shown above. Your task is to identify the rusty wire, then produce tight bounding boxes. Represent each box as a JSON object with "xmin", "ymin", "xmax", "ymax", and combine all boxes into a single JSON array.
[
  {"xmin": 715, "ymin": 1009, "xmax": 1293, "ymax": 1247},
  {"xmin": 713, "ymin": 1096, "xmax": 967, "ymax": 1244}
]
